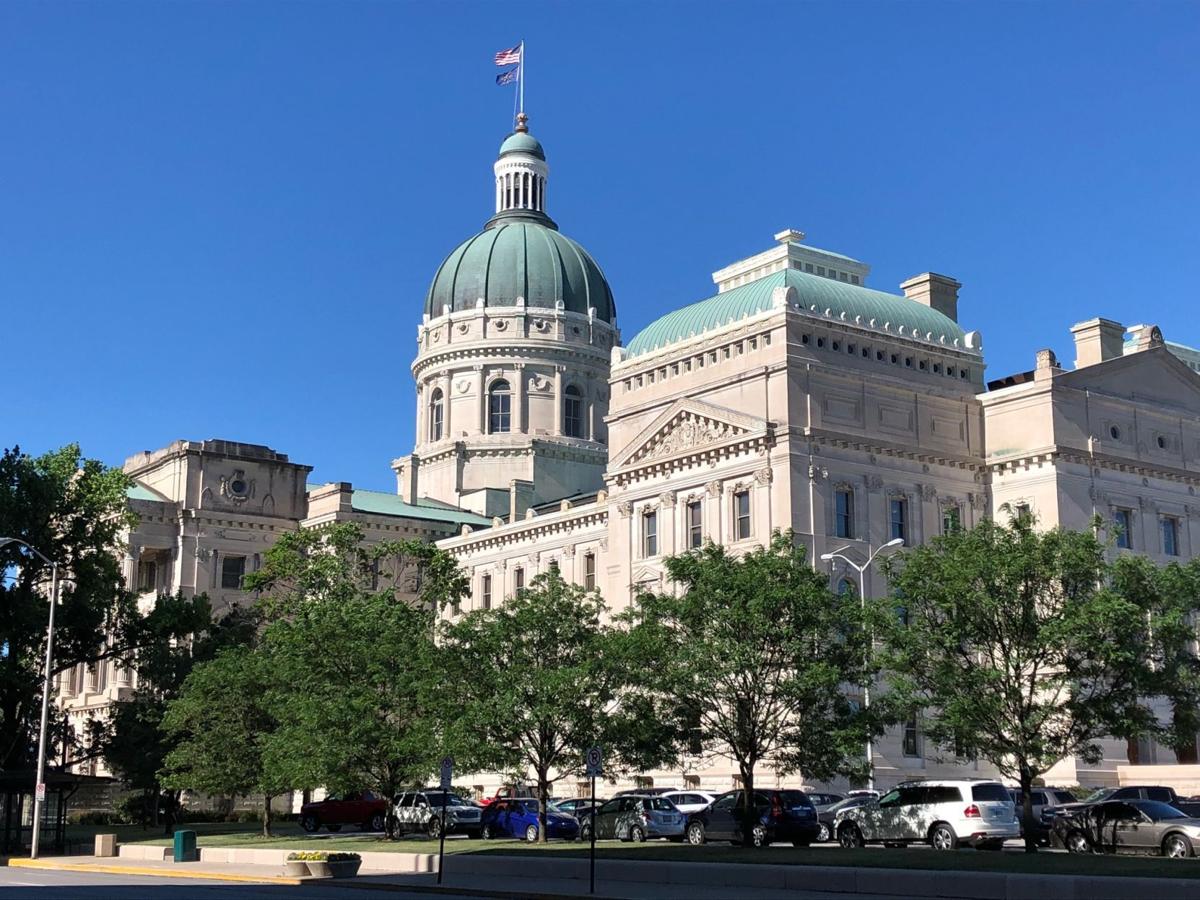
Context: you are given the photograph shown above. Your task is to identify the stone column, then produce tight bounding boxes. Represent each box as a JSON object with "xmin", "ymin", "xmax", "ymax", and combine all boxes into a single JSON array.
[
  {"xmin": 554, "ymin": 366, "xmax": 564, "ymax": 435},
  {"xmin": 514, "ymin": 363, "xmax": 525, "ymax": 434},
  {"xmin": 659, "ymin": 492, "xmax": 677, "ymax": 555},
  {"xmin": 441, "ymin": 371, "xmax": 453, "ymax": 439},
  {"xmin": 706, "ymin": 481, "xmax": 724, "ymax": 546}
]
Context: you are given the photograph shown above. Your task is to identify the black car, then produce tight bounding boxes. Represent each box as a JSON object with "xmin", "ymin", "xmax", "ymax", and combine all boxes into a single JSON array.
[
  {"xmin": 816, "ymin": 795, "xmax": 874, "ymax": 843},
  {"xmin": 684, "ymin": 789, "xmax": 820, "ymax": 847}
]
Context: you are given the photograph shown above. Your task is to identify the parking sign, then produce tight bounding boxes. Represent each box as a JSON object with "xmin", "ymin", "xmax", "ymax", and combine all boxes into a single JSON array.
[
  {"xmin": 585, "ymin": 746, "xmax": 603, "ymax": 777},
  {"xmin": 440, "ymin": 756, "xmax": 454, "ymax": 790}
]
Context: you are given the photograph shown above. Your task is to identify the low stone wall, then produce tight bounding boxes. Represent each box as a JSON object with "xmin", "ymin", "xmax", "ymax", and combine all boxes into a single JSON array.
[{"xmin": 117, "ymin": 844, "xmax": 434, "ymax": 872}]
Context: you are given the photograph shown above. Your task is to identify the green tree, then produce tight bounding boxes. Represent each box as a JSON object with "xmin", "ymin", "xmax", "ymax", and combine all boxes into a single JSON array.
[
  {"xmin": 100, "ymin": 597, "xmax": 256, "ymax": 831},
  {"xmin": 247, "ymin": 523, "xmax": 470, "ymax": 809},
  {"xmin": 0, "ymin": 443, "xmax": 172, "ymax": 771},
  {"xmin": 441, "ymin": 570, "xmax": 666, "ymax": 843},
  {"xmin": 627, "ymin": 532, "xmax": 885, "ymax": 847},
  {"xmin": 161, "ymin": 646, "xmax": 284, "ymax": 836},
  {"xmin": 880, "ymin": 516, "xmax": 1146, "ymax": 852},
  {"xmin": 1111, "ymin": 555, "xmax": 1200, "ymax": 764}
]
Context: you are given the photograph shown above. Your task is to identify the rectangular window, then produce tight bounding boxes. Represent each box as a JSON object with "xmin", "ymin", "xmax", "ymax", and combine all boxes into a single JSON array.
[
  {"xmin": 584, "ymin": 553, "xmax": 596, "ymax": 591},
  {"xmin": 687, "ymin": 501, "xmax": 703, "ymax": 549},
  {"xmin": 514, "ymin": 567, "xmax": 524, "ymax": 592},
  {"xmin": 889, "ymin": 498, "xmax": 908, "ymax": 543},
  {"xmin": 1014, "ymin": 503, "xmax": 1032, "ymax": 523},
  {"xmin": 804, "ymin": 263, "xmax": 814, "ymax": 273},
  {"xmin": 136, "ymin": 559, "xmax": 157, "ymax": 593},
  {"xmin": 643, "ymin": 510, "xmax": 658, "ymax": 557},
  {"xmin": 220, "ymin": 555, "xmax": 246, "ymax": 590},
  {"xmin": 482, "ymin": 574, "xmax": 492, "ymax": 609},
  {"xmin": 734, "ymin": 490, "xmax": 751, "ymax": 540},
  {"xmin": 1114, "ymin": 508, "xmax": 1133, "ymax": 549},
  {"xmin": 1162, "ymin": 517, "xmax": 1180, "ymax": 556},
  {"xmin": 902, "ymin": 715, "xmax": 920, "ymax": 758},
  {"xmin": 834, "ymin": 489, "xmax": 854, "ymax": 539},
  {"xmin": 942, "ymin": 506, "xmax": 961, "ymax": 535}
]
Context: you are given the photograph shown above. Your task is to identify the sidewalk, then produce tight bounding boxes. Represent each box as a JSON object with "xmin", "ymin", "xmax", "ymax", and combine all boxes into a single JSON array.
[{"xmin": 8, "ymin": 855, "xmax": 302, "ymax": 886}]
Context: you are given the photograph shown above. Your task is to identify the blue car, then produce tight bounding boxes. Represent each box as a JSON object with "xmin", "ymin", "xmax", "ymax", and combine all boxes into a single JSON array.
[{"xmin": 480, "ymin": 797, "xmax": 580, "ymax": 842}]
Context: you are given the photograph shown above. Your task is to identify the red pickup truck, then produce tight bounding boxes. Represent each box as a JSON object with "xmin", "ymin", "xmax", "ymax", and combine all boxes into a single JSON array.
[{"xmin": 299, "ymin": 790, "xmax": 388, "ymax": 833}]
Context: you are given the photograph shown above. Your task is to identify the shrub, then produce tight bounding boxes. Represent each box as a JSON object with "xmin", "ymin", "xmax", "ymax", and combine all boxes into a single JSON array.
[{"xmin": 287, "ymin": 851, "xmax": 360, "ymax": 862}]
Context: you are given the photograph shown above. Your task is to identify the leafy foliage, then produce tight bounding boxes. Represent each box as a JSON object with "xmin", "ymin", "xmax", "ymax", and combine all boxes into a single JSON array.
[
  {"xmin": 624, "ymin": 531, "xmax": 885, "ymax": 845},
  {"xmin": 441, "ymin": 570, "xmax": 667, "ymax": 842},
  {"xmin": 880, "ymin": 515, "xmax": 1146, "ymax": 851}
]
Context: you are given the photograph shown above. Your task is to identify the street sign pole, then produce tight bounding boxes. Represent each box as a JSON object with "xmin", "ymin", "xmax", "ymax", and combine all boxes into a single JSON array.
[
  {"xmin": 589, "ymin": 773, "xmax": 596, "ymax": 895},
  {"xmin": 437, "ymin": 756, "xmax": 453, "ymax": 886},
  {"xmin": 584, "ymin": 746, "xmax": 602, "ymax": 895}
]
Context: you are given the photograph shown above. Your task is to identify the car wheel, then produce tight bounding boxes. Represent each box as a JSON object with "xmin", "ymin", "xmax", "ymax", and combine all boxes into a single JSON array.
[
  {"xmin": 1164, "ymin": 834, "xmax": 1193, "ymax": 859},
  {"xmin": 751, "ymin": 825, "xmax": 767, "ymax": 847},
  {"xmin": 427, "ymin": 816, "xmax": 442, "ymax": 838},
  {"xmin": 481, "ymin": 824, "xmax": 493, "ymax": 840},
  {"xmin": 326, "ymin": 824, "xmax": 342, "ymax": 833},
  {"xmin": 686, "ymin": 822, "xmax": 705, "ymax": 845},
  {"xmin": 300, "ymin": 814, "xmax": 319, "ymax": 833},
  {"xmin": 630, "ymin": 825, "xmax": 646, "ymax": 843},
  {"xmin": 580, "ymin": 822, "xmax": 592, "ymax": 842},
  {"xmin": 930, "ymin": 824, "xmax": 957, "ymax": 851},
  {"xmin": 838, "ymin": 823, "xmax": 864, "ymax": 849},
  {"xmin": 368, "ymin": 813, "xmax": 385, "ymax": 832},
  {"xmin": 817, "ymin": 823, "xmax": 830, "ymax": 843},
  {"xmin": 525, "ymin": 823, "xmax": 539, "ymax": 843},
  {"xmin": 1065, "ymin": 831, "xmax": 1092, "ymax": 854}
]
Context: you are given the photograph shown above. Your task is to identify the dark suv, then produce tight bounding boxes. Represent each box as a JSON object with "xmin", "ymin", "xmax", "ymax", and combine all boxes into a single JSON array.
[{"xmin": 685, "ymin": 789, "xmax": 819, "ymax": 847}]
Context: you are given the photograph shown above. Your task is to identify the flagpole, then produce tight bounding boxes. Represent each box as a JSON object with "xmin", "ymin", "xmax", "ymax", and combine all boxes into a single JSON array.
[{"xmin": 519, "ymin": 40, "xmax": 525, "ymax": 115}]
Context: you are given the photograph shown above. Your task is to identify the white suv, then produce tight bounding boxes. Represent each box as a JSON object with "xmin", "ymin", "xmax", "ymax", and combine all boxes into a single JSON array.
[{"xmin": 835, "ymin": 780, "xmax": 1019, "ymax": 850}]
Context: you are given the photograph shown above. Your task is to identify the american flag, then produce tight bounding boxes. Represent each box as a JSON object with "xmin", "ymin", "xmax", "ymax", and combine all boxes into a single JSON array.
[
  {"xmin": 494, "ymin": 44, "xmax": 522, "ymax": 66},
  {"xmin": 496, "ymin": 67, "xmax": 519, "ymax": 86}
]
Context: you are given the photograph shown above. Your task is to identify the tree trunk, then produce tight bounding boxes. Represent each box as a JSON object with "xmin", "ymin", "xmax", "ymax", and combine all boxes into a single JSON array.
[
  {"xmin": 1018, "ymin": 767, "xmax": 1037, "ymax": 854},
  {"xmin": 740, "ymin": 763, "xmax": 756, "ymax": 848},
  {"xmin": 262, "ymin": 794, "xmax": 273, "ymax": 838},
  {"xmin": 1126, "ymin": 736, "xmax": 1141, "ymax": 764},
  {"xmin": 537, "ymin": 768, "xmax": 550, "ymax": 844}
]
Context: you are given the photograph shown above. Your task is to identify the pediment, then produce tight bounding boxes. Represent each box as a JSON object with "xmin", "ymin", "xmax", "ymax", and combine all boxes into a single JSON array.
[
  {"xmin": 1061, "ymin": 347, "xmax": 1200, "ymax": 414},
  {"xmin": 611, "ymin": 399, "xmax": 770, "ymax": 469}
]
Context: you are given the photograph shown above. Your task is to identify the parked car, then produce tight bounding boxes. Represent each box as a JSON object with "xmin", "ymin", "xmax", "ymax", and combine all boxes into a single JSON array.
[
  {"xmin": 817, "ymin": 795, "xmax": 875, "ymax": 843},
  {"xmin": 299, "ymin": 790, "xmax": 388, "ymax": 833},
  {"xmin": 391, "ymin": 790, "xmax": 483, "ymax": 838},
  {"xmin": 479, "ymin": 785, "xmax": 534, "ymax": 808},
  {"xmin": 1007, "ymin": 786, "xmax": 1078, "ymax": 845},
  {"xmin": 480, "ymin": 798, "xmax": 580, "ymax": 842},
  {"xmin": 660, "ymin": 791, "xmax": 718, "ymax": 816},
  {"xmin": 685, "ymin": 789, "xmax": 820, "ymax": 847},
  {"xmin": 613, "ymin": 787, "xmax": 678, "ymax": 797},
  {"xmin": 1078, "ymin": 785, "xmax": 1180, "ymax": 805},
  {"xmin": 556, "ymin": 797, "xmax": 605, "ymax": 821},
  {"xmin": 835, "ymin": 780, "xmax": 1019, "ymax": 850},
  {"xmin": 1051, "ymin": 799, "xmax": 1200, "ymax": 858},
  {"xmin": 582, "ymin": 794, "xmax": 685, "ymax": 842},
  {"xmin": 806, "ymin": 792, "xmax": 845, "ymax": 810}
]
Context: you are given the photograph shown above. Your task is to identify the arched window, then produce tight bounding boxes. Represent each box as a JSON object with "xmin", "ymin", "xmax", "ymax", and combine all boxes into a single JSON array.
[
  {"xmin": 429, "ymin": 388, "xmax": 444, "ymax": 442},
  {"xmin": 488, "ymin": 379, "xmax": 511, "ymax": 433},
  {"xmin": 563, "ymin": 385, "xmax": 583, "ymax": 437}
]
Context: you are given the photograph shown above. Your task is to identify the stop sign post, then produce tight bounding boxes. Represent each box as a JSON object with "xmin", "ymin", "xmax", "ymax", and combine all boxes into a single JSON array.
[
  {"xmin": 585, "ymin": 747, "xmax": 602, "ymax": 894},
  {"xmin": 437, "ymin": 756, "xmax": 453, "ymax": 885}
]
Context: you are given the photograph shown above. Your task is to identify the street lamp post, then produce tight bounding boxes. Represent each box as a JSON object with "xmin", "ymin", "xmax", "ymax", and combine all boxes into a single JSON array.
[
  {"xmin": 820, "ymin": 537, "xmax": 903, "ymax": 792},
  {"xmin": 0, "ymin": 538, "xmax": 61, "ymax": 859}
]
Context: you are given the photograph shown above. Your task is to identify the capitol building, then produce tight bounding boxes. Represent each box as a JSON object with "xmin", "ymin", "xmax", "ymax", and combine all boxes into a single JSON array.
[{"xmin": 62, "ymin": 115, "xmax": 1200, "ymax": 797}]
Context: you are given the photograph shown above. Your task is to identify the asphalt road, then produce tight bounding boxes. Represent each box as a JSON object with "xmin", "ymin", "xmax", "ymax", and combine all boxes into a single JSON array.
[{"xmin": 0, "ymin": 868, "xmax": 454, "ymax": 899}]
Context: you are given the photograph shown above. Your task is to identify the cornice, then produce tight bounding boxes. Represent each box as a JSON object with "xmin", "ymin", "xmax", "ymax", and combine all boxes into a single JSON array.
[{"xmin": 436, "ymin": 503, "xmax": 608, "ymax": 553}]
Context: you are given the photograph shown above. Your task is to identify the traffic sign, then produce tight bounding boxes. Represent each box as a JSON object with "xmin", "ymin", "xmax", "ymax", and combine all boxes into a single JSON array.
[
  {"xmin": 440, "ymin": 756, "xmax": 454, "ymax": 790},
  {"xmin": 34, "ymin": 783, "xmax": 45, "ymax": 802},
  {"xmin": 585, "ymin": 746, "xmax": 603, "ymax": 777}
]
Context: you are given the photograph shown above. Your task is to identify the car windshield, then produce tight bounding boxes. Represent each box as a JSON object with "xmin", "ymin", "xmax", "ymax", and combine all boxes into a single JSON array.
[
  {"xmin": 1084, "ymin": 788, "xmax": 1114, "ymax": 803},
  {"xmin": 424, "ymin": 793, "xmax": 468, "ymax": 807},
  {"xmin": 828, "ymin": 797, "xmax": 867, "ymax": 812},
  {"xmin": 1053, "ymin": 791, "xmax": 1078, "ymax": 804},
  {"xmin": 971, "ymin": 784, "xmax": 1012, "ymax": 802},
  {"xmin": 1132, "ymin": 801, "xmax": 1188, "ymax": 820}
]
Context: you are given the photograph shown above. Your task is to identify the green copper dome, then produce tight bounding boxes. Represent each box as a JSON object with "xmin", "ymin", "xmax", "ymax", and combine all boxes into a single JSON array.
[
  {"xmin": 627, "ymin": 268, "xmax": 969, "ymax": 358},
  {"xmin": 424, "ymin": 212, "xmax": 616, "ymax": 323},
  {"xmin": 499, "ymin": 131, "xmax": 545, "ymax": 160}
]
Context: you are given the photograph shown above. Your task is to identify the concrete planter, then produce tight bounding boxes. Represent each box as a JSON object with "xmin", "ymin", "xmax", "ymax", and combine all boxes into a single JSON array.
[
  {"xmin": 328, "ymin": 859, "xmax": 362, "ymax": 879},
  {"xmin": 283, "ymin": 860, "xmax": 309, "ymax": 877},
  {"xmin": 305, "ymin": 860, "xmax": 331, "ymax": 878}
]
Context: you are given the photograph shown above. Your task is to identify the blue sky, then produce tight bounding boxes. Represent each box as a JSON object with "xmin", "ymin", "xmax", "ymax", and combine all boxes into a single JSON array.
[{"xmin": 3, "ymin": 1, "xmax": 1198, "ymax": 490}]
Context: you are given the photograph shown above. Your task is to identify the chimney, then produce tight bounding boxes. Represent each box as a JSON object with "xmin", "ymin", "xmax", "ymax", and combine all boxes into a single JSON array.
[
  {"xmin": 900, "ymin": 273, "xmax": 961, "ymax": 323},
  {"xmin": 1069, "ymin": 318, "xmax": 1125, "ymax": 369}
]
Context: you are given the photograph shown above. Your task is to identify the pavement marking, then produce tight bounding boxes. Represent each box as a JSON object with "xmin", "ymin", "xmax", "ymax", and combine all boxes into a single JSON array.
[{"xmin": 7, "ymin": 857, "xmax": 303, "ymax": 885}]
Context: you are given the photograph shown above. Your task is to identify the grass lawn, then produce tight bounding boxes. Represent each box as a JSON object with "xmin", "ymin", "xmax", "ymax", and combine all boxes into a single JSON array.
[{"xmin": 93, "ymin": 822, "xmax": 1200, "ymax": 879}]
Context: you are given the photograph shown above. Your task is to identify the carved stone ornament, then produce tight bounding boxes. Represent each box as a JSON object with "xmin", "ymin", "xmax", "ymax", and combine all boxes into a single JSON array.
[
  {"xmin": 457, "ymin": 322, "xmax": 470, "ymax": 334},
  {"xmin": 866, "ymin": 474, "xmax": 884, "ymax": 491},
  {"xmin": 643, "ymin": 413, "xmax": 736, "ymax": 461},
  {"xmin": 706, "ymin": 481, "xmax": 723, "ymax": 497},
  {"xmin": 529, "ymin": 374, "xmax": 553, "ymax": 393},
  {"xmin": 941, "ymin": 496, "xmax": 961, "ymax": 510},
  {"xmin": 968, "ymin": 492, "xmax": 987, "ymax": 511},
  {"xmin": 920, "ymin": 484, "xmax": 937, "ymax": 502},
  {"xmin": 617, "ymin": 501, "xmax": 633, "ymax": 518},
  {"xmin": 599, "ymin": 537, "xmax": 608, "ymax": 551},
  {"xmin": 808, "ymin": 465, "xmax": 829, "ymax": 480},
  {"xmin": 659, "ymin": 491, "xmax": 677, "ymax": 508},
  {"xmin": 493, "ymin": 319, "xmax": 509, "ymax": 331},
  {"xmin": 431, "ymin": 329, "xmax": 442, "ymax": 343},
  {"xmin": 454, "ymin": 379, "xmax": 472, "ymax": 395},
  {"xmin": 533, "ymin": 319, "xmax": 550, "ymax": 333},
  {"xmin": 1139, "ymin": 495, "xmax": 1151, "ymax": 511},
  {"xmin": 219, "ymin": 470, "xmax": 254, "ymax": 504},
  {"xmin": 562, "ymin": 543, "xmax": 576, "ymax": 557},
  {"xmin": 754, "ymin": 467, "xmax": 774, "ymax": 485}
]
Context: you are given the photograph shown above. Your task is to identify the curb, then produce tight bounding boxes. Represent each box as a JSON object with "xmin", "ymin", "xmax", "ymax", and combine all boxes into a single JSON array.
[
  {"xmin": 6, "ymin": 857, "xmax": 303, "ymax": 885},
  {"xmin": 307, "ymin": 880, "xmax": 620, "ymax": 900}
]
